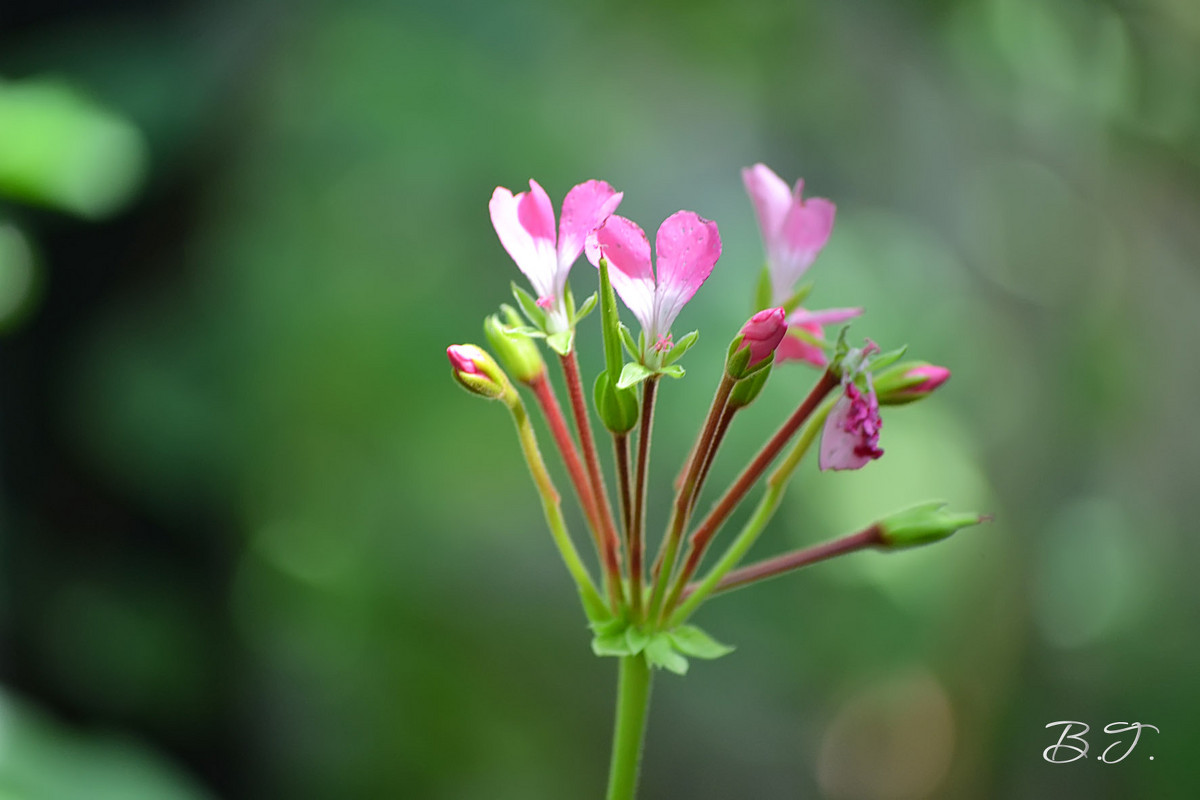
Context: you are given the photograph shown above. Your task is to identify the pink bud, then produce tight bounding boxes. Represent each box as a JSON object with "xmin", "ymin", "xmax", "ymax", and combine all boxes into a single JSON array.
[
  {"xmin": 906, "ymin": 364, "xmax": 950, "ymax": 394},
  {"xmin": 447, "ymin": 344, "xmax": 482, "ymax": 374},
  {"xmin": 738, "ymin": 307, "xmax": 788, "ymax": 366}
]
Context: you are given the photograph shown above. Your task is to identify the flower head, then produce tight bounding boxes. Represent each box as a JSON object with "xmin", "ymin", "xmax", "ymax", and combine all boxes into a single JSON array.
[
  {"xmin": 585, "ymin": 211, "xmax": 721, "ymax": 360},
  {"xmin": 490, "ymin": 179, "xmax": 623, "ymax": 332},
  {"xmin": 819, "ymin": 377, "xmax": 884, "ymax": 471},
  {"xmin": 775, "ymin": 306, "xmax": 863, "ymax": 368},
  {"xmin": 742, "ymin": 163, "xmax": 836, "ymax": 305}
]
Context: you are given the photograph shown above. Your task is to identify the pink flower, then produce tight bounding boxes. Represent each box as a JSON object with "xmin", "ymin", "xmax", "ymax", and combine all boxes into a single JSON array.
[
  {"xmin": 489, "ymin": 179, "xmax": 623, "ymax": 332},
  {"xmin": 585, "ymin": 211, "xmax": 721, "ymax": 355},
  {"xmin": 737, "ymin": 307, "xmax": 788, "ymax": 367},
  {"xmin": 819, "ymin": 377, "xmax": 884, "ymax": 471},
  {"xmin": 775, "ymin": 306, "xmax": 863, "ymax": 368},
  {"xmin": 742, "ymin": 163, "xmax": 836, "ymax": 305}
]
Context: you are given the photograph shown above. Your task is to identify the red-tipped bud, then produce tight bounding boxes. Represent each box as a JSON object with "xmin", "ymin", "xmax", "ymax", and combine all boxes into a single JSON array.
[
  {"xmin": 447, "ymin": 344, "xmax": 509, "ymax": 400},
  {"xmin": 874, "ymin": 362, "xmax": 951, "ymax": 405},
  {"xmin": 726, "ymin": 307, "xmax": 787, "ymax": 379},
  {"xmin": 739, "ymin": 307, "xmax": 787, "ymax": 364}
]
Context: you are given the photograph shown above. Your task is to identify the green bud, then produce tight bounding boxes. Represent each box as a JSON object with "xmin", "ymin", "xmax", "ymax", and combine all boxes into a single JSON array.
[
  {"xmin": 878, "ymin": 501, "xmax": 990, "ymax": 549},
  {"xmin": 593, "ymin": 369, "xmax": 639, "ymax": 433},
  {"xmin": 484, "ymin": 305, "xmax": 545, "ymax": 384}
]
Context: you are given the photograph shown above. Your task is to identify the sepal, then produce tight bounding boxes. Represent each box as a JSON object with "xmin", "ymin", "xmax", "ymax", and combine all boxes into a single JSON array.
[
  {"xmin": 728, "ymin": 361, "xmax": 773, "ymax": 409},
  {"xmin": 484, "ymin": 305, "xmax": 545, "ymax": 383},
  {"xmin": 511, "ymin": 282, "xmax": 547, "ymax": 331}
]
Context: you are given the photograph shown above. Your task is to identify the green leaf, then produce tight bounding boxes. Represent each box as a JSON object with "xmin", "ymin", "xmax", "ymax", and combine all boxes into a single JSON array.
[
  {"xmin": 617, "ymin": 361, "xmax": 654, "ymax": 390},
  {"xmin": 662, "ymin": 330, "xmax": 698, "ymax": 366},
  {"xmin": 547, "ymin": 329, "xmax": 574, "ymax": 356},
  {"xmin": 619, "ymin": 323, "xmax": 640, "ymax": 362},
  {"xmin": 625, "ymin": 626, "xmax": 650, "ymax": 655},
  {"xmin": 780, "ymin": 281, "xmax": 813, "ymax": 313},
  {"xmin": 645, "ymin": 633, "xmax": 689, "ymax": 675},
  {"xmin": 574, "ymin": 291, "xmax": 598, "ymax": 322},
  {"xmin": 754, "ymin": 264, "xmax": 772, "ymax": 311},
  {"xmin": 592, "ymin": 633, "xmax": 635, "ymax": 657},
  {"xmin": 668, "ymin": 625, "xmax": 735, "ymax": 660},
  {"xmin": 659, "ymin": 364, "xmax": 685, "ymax": 379},
  {"xmin": 512, "ymin": 283, "xmax": 547, "ymax": 330},
  {"xmin": 868, "ymin": 344, "xmax": 908, "ymax": 372},
  {"xmin": 588, "ymin": 614, "xmax": 627, "ymax": 637}
]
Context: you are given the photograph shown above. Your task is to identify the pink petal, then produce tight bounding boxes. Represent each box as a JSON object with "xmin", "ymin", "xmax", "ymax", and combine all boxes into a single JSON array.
[
  {"xmin": 587, "ymin": 214, "xmax": 656, "ymax": 335},
  {"xmin": 742, "ymin": 164, "xmax": 792, "ymax": 248},
  {"xmin": 558, "ymin": 180, "xmax": 623, "ymax": 274},
  {"xmin": 771, "ymin": 196, "xmax": 835, "ymax": 300},
  {"xmin": 906, "ymin": 364, "xmax": 950, "ymax": 394},
  {"xmin": 819, "ymin": 382, "xmax": 883, "ymax": 471},
  {"xmin": 652, "ymin": 210, "xmax": 721, "ymax": 338},
  {"xmin": 776, "ymin": 323, "xmax": 828, "ymax": 368},
  {"xmin": 786, "ymin": 306, "xmax": 862, "ymax": 327},
  {"xmin": 489, "ymin": 183, "xmax": 559, "ymax": 303}
]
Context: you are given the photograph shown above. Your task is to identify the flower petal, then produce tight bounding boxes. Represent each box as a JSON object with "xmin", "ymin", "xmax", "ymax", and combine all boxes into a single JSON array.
[
  {"xmin": 558, "ymin": 180, "xmax": 623, "ymax": 274},
  {"xmin": 776, "ymin": 322, "xmax": 828, "ymax": 367},
  {"xmin": 742, "ymin": 163, "xmax": 792, "ymax": 248},
  {"xmin": 819, "ymin": 392, "xmax": 871, "ymax": 470},
  {"xmin": 490, "ymin": 182, "xmax": 558, "ymax": 302},
  {"xmin": 786, "ymin": 306, "xmax": 862, "ymax": 327},
  {"xmin": 587, "ymin": 214, "xmax": 655, "ymax": 335},
  {"xmin": 652, "ymin": 210, "xmax": 721, "ymax": 338},
  {"xmin": 819, "ymin": 382, "xmax": 883, "ymax": 471},
  {"xmin": 771, "ymin": 195, "xmax": 835, "ymax": 299}
]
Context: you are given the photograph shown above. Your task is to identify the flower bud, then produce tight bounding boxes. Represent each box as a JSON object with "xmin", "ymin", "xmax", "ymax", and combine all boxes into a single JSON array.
[
  {"xmin": 484, "ymin": 305, "xmax": 545, "ymax": 384},
  {"xmin": 726, "ymin": 307, "xmax": 787, "ymax": 379},
  {"xmin": 877, "ymin": 501, "xmax": 990, "ymax": 549},
  {"xmin": 447, "ymin": 344, "xmax": 509, "ymax": 400},
  {"xmin": 874, "ymin": 362, "xmax": 951, "ymax": 405}
]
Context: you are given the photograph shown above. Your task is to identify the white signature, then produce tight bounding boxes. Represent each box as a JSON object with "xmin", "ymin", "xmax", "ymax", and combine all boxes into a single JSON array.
[{"xmin": 1043, "ymin": 721, "xmax": 1160, "ymax": 763}]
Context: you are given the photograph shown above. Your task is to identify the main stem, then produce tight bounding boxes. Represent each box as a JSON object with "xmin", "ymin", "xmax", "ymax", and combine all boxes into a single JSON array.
[
  {"xmin": 606, "ymin": 654, "xmax": 653, "ymax": 800},
  {"xmin": 560, "ymin": 350, "xmax": 625, "ymax": 609}
]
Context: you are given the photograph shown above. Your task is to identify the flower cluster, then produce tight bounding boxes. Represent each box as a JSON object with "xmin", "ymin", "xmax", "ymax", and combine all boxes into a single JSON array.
[{"xmin": 447, "ymin": 163, "xmax": 987, "ymax": 800}]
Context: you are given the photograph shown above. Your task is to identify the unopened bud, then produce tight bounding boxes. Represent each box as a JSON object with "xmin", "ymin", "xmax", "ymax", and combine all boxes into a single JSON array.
[
  {"xmin": 877, "ymin": 501, "xmax": 989, "ymax": 549},
  {"xmin": 874, "ymin": 362, "xmax": 951, "ymax": 405},
  {"xmin": 726, "ymin": 307, "xmax": 787, "ymax": 379},
  {"xmin": 447, "ymin": 344, "xmax": 509, "ymax": 400},
  {"xmin": 484, "ymin": 305, "xmax": 545, "ymax": 384}
]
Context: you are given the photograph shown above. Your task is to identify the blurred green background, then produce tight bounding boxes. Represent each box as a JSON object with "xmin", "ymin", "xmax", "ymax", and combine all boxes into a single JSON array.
[{"xmin": 2, "ymin": 0, "xmax": 1198, "ymax": 797}]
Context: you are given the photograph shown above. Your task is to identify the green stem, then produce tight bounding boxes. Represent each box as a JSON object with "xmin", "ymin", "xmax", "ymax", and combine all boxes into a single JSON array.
[
  {"xmin": 506, "ymin": 393, "xmax": 608, "ymax": 620},
  {"xmin": 668, "ymin": 400, "xmax": 833, "ymax": 625},
  {"xmin": 606, "ymin": 654, "xmax": 653, "ymax": 800}
]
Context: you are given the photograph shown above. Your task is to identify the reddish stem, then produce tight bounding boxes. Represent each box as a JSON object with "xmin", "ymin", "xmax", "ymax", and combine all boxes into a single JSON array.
[
  {"xmin": 529, "ymin": 373, "xmax": 601, "ymax": 535},
  {"xmin": 560, "ymin": 351, "xmax": 624, "ymax": 606},
  {"xmin": 673, "ymin": 370, "xmax": 839, "ymax": 594},
  {"xmin": 684, "ymin": 525, "xmax": 884, "ymax": 598},
  {"xmin": 629, "ymin": 376, "xmax": 658, "ymax": 619}
]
